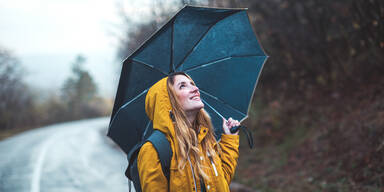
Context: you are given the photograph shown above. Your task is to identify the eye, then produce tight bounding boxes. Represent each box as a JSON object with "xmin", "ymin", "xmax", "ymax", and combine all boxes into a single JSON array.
[{"xmin": 179, "ymin": 84, "xmax": 185, "ymax": 89}]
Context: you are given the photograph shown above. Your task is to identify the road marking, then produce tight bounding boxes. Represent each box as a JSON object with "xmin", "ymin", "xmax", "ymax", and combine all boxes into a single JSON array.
[{"xmin": 30, "ymin": 136, "xmax": 56, "ymax": 192}]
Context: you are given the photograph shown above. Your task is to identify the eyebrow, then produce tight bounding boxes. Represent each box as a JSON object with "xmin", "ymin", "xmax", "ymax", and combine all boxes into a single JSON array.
[
  {"xmin": 177, "ymin": 81, "xmax": 195, "ymax": 87},
  {"xmin": 177, "ymin": 81, "xmax": 187, "ymax": 86}
]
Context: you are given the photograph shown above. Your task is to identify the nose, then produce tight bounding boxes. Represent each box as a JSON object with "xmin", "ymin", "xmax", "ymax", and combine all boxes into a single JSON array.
[{"xmin": 191, "ymin": 85, "xmax": 199, "ymax": 93}]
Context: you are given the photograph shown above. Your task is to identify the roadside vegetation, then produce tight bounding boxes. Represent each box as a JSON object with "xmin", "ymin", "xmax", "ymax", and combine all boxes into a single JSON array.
[{"xmin": 0, "ymin": 50, "xmax": 112, "ymax": 140}]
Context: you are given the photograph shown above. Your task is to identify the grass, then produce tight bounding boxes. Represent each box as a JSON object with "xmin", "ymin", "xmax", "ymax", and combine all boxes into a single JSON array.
[{"xmin": 0, "ymin": 127, "xmax": 32, "ymax": 141}]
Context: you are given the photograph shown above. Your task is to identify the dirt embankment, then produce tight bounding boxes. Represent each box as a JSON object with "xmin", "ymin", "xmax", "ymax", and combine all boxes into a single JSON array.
[{"xmin": 235, "ymin": 76, "xmax": 384, "ymax": 191}]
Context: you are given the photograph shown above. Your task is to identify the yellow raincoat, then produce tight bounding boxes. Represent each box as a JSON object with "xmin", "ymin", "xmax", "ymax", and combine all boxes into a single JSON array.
[{"xmin": 137, "ymin": 77, "xmax": 239, "ymax": 192}]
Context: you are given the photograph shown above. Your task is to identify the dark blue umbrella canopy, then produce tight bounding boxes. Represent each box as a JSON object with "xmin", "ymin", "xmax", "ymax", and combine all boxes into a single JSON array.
[{"xmin": 108, "ymin": 5, "xmax": 268, "ymax": 154}]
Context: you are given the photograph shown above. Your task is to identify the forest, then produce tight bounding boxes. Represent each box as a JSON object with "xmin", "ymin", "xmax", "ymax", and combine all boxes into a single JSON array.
[{"xmin": 0, "ymin": 52, "xmax": 111, "ymax": 139}]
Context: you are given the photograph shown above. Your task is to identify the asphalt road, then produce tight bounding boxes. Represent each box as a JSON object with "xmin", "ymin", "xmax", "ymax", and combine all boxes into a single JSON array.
[{"xmin": 0, "ymin": 117, "xmax": 130, "ymax": 192}]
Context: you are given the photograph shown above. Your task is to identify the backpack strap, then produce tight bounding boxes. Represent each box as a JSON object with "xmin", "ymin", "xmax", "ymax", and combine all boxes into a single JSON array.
[
  {"xmin": 125, "ymin": 129, "xmax": 173, "ymax": 192},
  {"xmin": 145, "ymin": 130, "xmax": 173, "ymax": 181}
]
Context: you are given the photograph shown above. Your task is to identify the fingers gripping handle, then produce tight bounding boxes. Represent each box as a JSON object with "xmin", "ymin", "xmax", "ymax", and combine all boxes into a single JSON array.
[
  {"xmin": 230, "ymin": 126, "xmax": 254, "ymax": 149},
  {"xmin": 230, "ymin": 126, "xmax": 240, "ymax": 134}
]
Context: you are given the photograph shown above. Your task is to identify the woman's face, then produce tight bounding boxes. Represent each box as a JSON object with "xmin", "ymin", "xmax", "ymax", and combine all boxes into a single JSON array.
[{"xmin": 172, "ymin": 75, "xmax": 204, "ymax": 113}]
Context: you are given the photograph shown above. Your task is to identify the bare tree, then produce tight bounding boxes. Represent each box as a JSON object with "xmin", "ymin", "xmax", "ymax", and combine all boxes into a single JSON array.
[{"xmin": 0, "ymin": 47, "xmax": 36, "ymax": 130}]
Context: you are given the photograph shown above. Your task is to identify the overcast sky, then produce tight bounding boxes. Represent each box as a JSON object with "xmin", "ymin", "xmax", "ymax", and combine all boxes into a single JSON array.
[{"xmin": 0, "ymin": 0, "xmax": 157, "ymax": 98}]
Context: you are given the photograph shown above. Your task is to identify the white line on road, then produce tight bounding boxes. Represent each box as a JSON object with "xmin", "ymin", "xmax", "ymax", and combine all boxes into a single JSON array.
[{"xmin": 30, "ymin": 135, "xmax": 56, "ymax": 192}]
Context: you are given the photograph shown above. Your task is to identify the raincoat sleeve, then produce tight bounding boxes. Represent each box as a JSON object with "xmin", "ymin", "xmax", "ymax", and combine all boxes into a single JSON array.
[
  {"xmin": 137, "ymin": 142, "xmax": 168, "ymax": 192},
  {"xmin": 218, "ymin": 134, "xmax": 239, "ymax": 184}
]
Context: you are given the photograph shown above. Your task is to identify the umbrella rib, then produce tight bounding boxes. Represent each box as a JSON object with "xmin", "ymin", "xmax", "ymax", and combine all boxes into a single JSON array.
[
  {"xmin": 201, "ymin": 98, "xmax": 224, "ymax": 119},
  {"xmin": 184, "ymin": 55, "xmax": 265, "ymax": 73},
  {"xmin": 174, "ymin": 12, "xmax": 239, "ymax": 70},
  {"xmin": 141, "ymin": 120, "xmax": 152, "ymax": 141},
  {"xmin": 109, "ymin": 89, "xmax": 149, "ymax": 127},
  {"xmin": 131, "ymin": 59, "xmax": 168, "ymax": 75},
  {"xmin": 200, "ymin": 89, "xmax": 246, "ymax": 117},
  {"xmin": 170, "ymin": 20, "xmax": 175, "ymax": 73},
  {"xmin": 185, "ymin": 56, "xmax": 231, "ymax": 72}
]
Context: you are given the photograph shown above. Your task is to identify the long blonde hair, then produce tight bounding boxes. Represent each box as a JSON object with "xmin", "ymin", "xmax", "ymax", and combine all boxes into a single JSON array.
[{"xmin": 167, "ymin": 72, "xmax": 218, "ymax": 180}]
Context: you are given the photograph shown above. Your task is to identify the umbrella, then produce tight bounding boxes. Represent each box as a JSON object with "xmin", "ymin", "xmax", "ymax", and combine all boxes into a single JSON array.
[{"xmin": 108, "ymin": 5, "xmax": 268, "ymax": 154}]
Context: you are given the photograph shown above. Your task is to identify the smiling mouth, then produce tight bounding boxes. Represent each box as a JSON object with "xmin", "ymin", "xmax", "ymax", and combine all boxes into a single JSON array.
[{"xmin": 190, "ymin": 95, "xmax": 201, "ymax": 101}]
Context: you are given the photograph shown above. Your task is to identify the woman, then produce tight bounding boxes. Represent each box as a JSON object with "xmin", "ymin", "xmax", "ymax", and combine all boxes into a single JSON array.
[{"xmin": 138, "ymin": 72, "xmax": 240, "ymax": 192}]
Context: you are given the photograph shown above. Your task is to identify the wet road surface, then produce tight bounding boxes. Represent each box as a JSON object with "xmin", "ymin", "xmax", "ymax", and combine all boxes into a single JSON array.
[{"xmin": 0, "ymin": 117, "xmax": 130, "ymax": 192}]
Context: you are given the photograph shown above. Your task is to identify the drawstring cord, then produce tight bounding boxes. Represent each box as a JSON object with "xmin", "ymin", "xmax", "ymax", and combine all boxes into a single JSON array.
[
  {"xmin": 207, "ymin": 152, "xmax": 218, "ymax": 177},
  {"xmin": 187, "ymin": 156, "xmax": 198, "ymax": 191}
]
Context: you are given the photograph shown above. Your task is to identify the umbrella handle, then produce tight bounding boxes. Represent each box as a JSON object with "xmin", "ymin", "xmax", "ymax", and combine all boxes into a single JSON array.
[
  {"xmin": 230, "ymin": 126, "xmax": 254, "ymax": 149},
  {"xmin": 230, "ymin": 126, "xmax": 240, "ymax": 134}
]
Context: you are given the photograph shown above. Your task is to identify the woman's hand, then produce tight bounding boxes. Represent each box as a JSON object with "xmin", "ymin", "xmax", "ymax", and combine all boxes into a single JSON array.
[{"xmin": 222, "ymin": 117, "xmax": 240, "ymax": 135}]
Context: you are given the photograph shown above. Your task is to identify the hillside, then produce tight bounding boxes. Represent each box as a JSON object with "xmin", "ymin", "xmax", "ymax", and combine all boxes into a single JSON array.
[{"xmin": 236, "ymin": 75, "xmax": 384, "ymax": 191}]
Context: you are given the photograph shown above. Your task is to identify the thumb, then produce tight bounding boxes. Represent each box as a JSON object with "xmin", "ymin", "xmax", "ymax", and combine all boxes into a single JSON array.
[{"xmin": 222, "ymin": 117, "xmax": 227, "ymax": 126}]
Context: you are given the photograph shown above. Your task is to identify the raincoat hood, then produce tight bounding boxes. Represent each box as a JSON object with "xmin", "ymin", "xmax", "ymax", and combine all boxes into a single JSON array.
[{"xmin": 145, "ymin": 77, "xmax": 176, "ymax": 139}]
